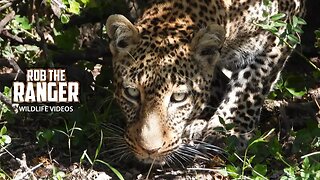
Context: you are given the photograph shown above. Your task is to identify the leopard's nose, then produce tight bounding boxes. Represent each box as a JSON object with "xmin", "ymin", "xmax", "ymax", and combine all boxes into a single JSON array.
[{"xmin": 141, "ymin": 146, "xmax": 161, "ymax": 154}]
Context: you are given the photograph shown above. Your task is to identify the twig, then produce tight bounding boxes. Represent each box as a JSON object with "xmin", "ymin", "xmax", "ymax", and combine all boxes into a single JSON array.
[
  {"xmin": 14, "ymin": 153, "xmax": 42, "ymax": 180},
  {"xmin": 0, "ymin": 2, "xmax": 12, "ymax": 12},
  {"xmin": 7, "ymin": 58, "xmax": 23, "ymax": 74},
  {"xmin": 272, "ymin": 32, "xmax": 320, "ymax": 72},
  {"xmin": 0, "ymin": 11, "xmax": 15, "ymax": 32},
  {"xmin": 301, "ymin": 151, "xmax": 320, "ymax": 159},
  {"xmin": 1, "ymin": 30, "xmax": 57, "ymax": 50}
]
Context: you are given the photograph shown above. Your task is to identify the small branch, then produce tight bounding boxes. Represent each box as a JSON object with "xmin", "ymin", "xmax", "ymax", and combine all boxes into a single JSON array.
[
  {"xmin": 301, "ymin": 151, "xmax": 320, "ymax": 159},
  {"xmin": 0, "ymin": 11, "xmax": 15, "ymax": 32},
  {"xmin": 14, "ymin": 153, "xmax": 42, "ymax": 180},
  {"xmin": 1, "ymin": 29, "xmax": 24, "ymax": 43},
  {"xmin": 7, "ymin": 58, "xmax": 23, "ymax": 74},
  {"xmin": 0, "ymin": 30, "xmax": 58, "ymax": 50},
  {"xmin": 0, "ymin": 2, "xmax": 12, "ymax": 12},
  {"xmin": 271, "ymin": 31, "xmax": 320, "ymax": 72}
]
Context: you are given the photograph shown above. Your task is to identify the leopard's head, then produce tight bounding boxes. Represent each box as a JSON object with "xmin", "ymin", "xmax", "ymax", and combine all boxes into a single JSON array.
[{"xmin": 106, "ymin": 14, "xmax": 225, "ymax": 164}]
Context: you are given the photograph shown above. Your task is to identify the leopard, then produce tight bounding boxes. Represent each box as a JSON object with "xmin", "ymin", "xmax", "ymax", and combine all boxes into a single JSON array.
[{"xmin": 106, "ymin": 0, "xmax": 305, "ymax": 165}]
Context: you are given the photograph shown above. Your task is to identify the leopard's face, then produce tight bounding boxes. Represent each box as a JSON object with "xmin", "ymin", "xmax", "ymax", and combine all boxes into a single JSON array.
[{"xmin": 106, "ymin": 15, "xmax": 225, "ymax": 164}]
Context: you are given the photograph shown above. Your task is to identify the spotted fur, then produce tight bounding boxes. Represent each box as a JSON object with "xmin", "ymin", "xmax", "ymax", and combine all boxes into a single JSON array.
[{"xmin": 106, "ymin": 0, "xmax": 305, "ymax": 165}]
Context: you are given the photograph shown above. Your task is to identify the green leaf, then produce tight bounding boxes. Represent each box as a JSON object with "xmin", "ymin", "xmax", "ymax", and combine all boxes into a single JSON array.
[
  {"xmin": 273, "ymin": 21, "xmax": 287, "ymax": 27},
  {"xmin": 292, "ymin": 26, "xmax": 304, "ymax": 33},
  {"xmin": 14, "ymin": 15, "xmax": 32, "ymax": 30},
  {"xmin": 68, "ymin": 0, "xmax": 81, "ymax": 15},
  {"xmin": 226, "ymin": 164, "xmax": 240, "ymax": 178},
  {"xmin": 55, "ymin": 171, "xmax": 66, "ymax": 179},
  {"xmin": 80, "ymin": 0, "xmax": 90, "ymax": 5},
  {"xmin": 14, "ymin": 45, "xmax": 27, "ymax": 53},
  {"xmin": 283, "ymin": 167, "xmax": 296, "ymax": 178},
  {"xmin": 253, "ymin": 164, "xmax": 268, "ymax": 177},
  {"xmin": 269, "ymin": 26, "xmax": 279, "ymax": 33},
  {"xmin": 292, "ymin": 15, "xmax": 299, "ymax": 27},
  {"xmin": 2, "ymin": 135, "xmax": 11, "ymax": 144},
  {"xmin": 296, "ymin": 16, "xmax": 307, "ymax": 25},
  {"xmin": 96, "ymin": 159, "xmax": 125, "ymax": 180},
  {"xmin": 285, "ymin": 87, "xmax": 306, "ymax": 97},
  {"xmin": 0, "ymin": 172, "xmax": 6, "ymax": 179},
  {"xmin": 60, "ymin": 14, "xmax": 70, "ymax": 24},
  {"xmin": 37, "ymin": 130, "xmax": 55, "ymax": 142},
  {"xmin": 287, "ymin": 34, "xmax": 300, "ymax": 44},
  {"xmin": 80, "ymin": 150, "xmax": 93, "ymax": 165},
  {"xmin": 248, "ymin": 155, "xmax": 256, "ymax": 164},
  {"xmin": 256, "ymin": 23, "xmax": 271, "ymax": 30},
  {"xmin": 302, "ymin": 157, "xmax": 310, "ymax": 169},
  {"xmin": 268, "ymin": 91, "xmax": 277, "ymax": 99},
  {"xmin": 270, "ymin": 13, "xmax": 286, "ymax": 21},
  {"xmin": 3, "ymin": 87, "xmax": 11, "ymax": 97},
  {"xmin": 94, "ymin": 130, "xmax": 103, "ymax": 161},
  {"xmin": 0, "ymin": 126, "xmax": 7, "ymax": 135},
  {"xmin": 25, "ymin": 45, "xmax": 40, "ymax": 51}
]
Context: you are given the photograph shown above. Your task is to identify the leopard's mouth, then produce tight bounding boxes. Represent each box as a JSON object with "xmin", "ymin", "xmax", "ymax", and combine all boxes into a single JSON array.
[{"xmin": 131, "ymin": 144, "xmax": 181, "ymax": 165}]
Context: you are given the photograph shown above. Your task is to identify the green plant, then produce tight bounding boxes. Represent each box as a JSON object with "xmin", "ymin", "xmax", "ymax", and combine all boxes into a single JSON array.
[
  {"xmin": 240, "ymin": 129, "xmax": 275, "ymax": 179},
  {"xmin": 80, "ymin": 130, "xmax": 124, "ymax": 180},
  {"xmin": 0, "ymin": 125, "xmax": 12, "ymax": 179},
  {"xmin": 0, "ymin": 126, "xmax": 11, "ymax": 147},
  {"xmin": 256, "ymin": 0, "xmax": 320, "ymax": 72},
  {"xmin": 55, "ymin": 121, "xmax": 82, "ymax": 162},
  {"xmin": 269, "ymin": 74, "xmax": 307, "ymax": 99},
  {"xmin": 3, "ymin": 15, "xmax": 41, "ymax": 64},
  {"xmin": 0, "ymin": 87, "xmax": 14, "ymax": 121},
  {"xmin": 45, "ymin": 0, "xmax": 90, "ymax": 24},
  {"xmin": 36, "ymin": 129, "xmax": 55, "ymax": 147},
  {"xmin": 281, "ymin": 157, "xmax": 320, "ymax": 179},
  {"xmin": 52, "ymin": 165, "xmax": 66, "ymax": 180},
  {"xmin": 222, "ymin": 129, "xmax": 276, "ymax": 179},
  {"xmin": 292, "ymin": 121, "xmax": 320, "ymax": 154}
]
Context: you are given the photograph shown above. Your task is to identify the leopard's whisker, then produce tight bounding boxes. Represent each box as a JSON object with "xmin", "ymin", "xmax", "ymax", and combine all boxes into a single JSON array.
[
  {"xmin": 193, "ymin": 140, "xmax": 225, "ymax": 153},
  {"xmin": 102, "ymin": 123, "xmax": 125, "ymax": 133},
  {"xmin": 105, "ymin": 146, "xmax": 128, "ymax": 153},
  {"xmin": 105, "ymin": 136, "xmax": 125, "ymax": 140},
  {"xmin": 175, "ymin": 149, "xmax": 193, "ymax": 162},
  {"xmin": 119, "ymin": 151, "xmax": 132, "ymax": 161},
  {"xmin": 183, "ymin": 145, "xmax": 209, "ymax": 159},
  {"xmin": 109, "ymin": 149, "xmax": 131, "ymax": 162},
  {"xmin": 173, "ymin": 150, "xmax": 192, "ymax": 166},
  {"xmin": 170, "ymin": 152, "xmax": 186, "ymax": 168}
]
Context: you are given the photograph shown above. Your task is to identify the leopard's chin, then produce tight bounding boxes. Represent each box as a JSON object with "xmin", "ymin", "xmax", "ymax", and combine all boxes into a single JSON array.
[
  {"xmin": 133, "ymin": 146, "xmax": 181, "ymax": 165},
  {"xmin": 139, "ymin": 157, "xmax": 166, "ymax": 165}
]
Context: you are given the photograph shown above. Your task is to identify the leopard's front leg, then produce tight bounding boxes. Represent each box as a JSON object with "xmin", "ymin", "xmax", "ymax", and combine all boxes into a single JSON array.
[{"xmin": 205, "ymin": 43, "xmax": 290, "ymax": 148}]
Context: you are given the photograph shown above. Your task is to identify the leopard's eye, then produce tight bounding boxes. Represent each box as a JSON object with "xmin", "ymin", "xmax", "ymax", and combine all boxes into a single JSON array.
[
  {"xmin": 124, "ymin": 87, "xmax": 140, "ymax": 100},
  {"xmin": 170, "ymin": 92, "xmax": 188, "ymax": 103}
]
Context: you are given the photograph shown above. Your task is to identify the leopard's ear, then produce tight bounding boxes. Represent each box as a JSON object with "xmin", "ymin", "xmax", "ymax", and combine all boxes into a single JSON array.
[
  {"xmin": 106, "ymin": 15, "xmax": 139, "ymax": 55},
  {"xmin": 191, "ymin": 24, "xmax": 225, "ymax": 67}
]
